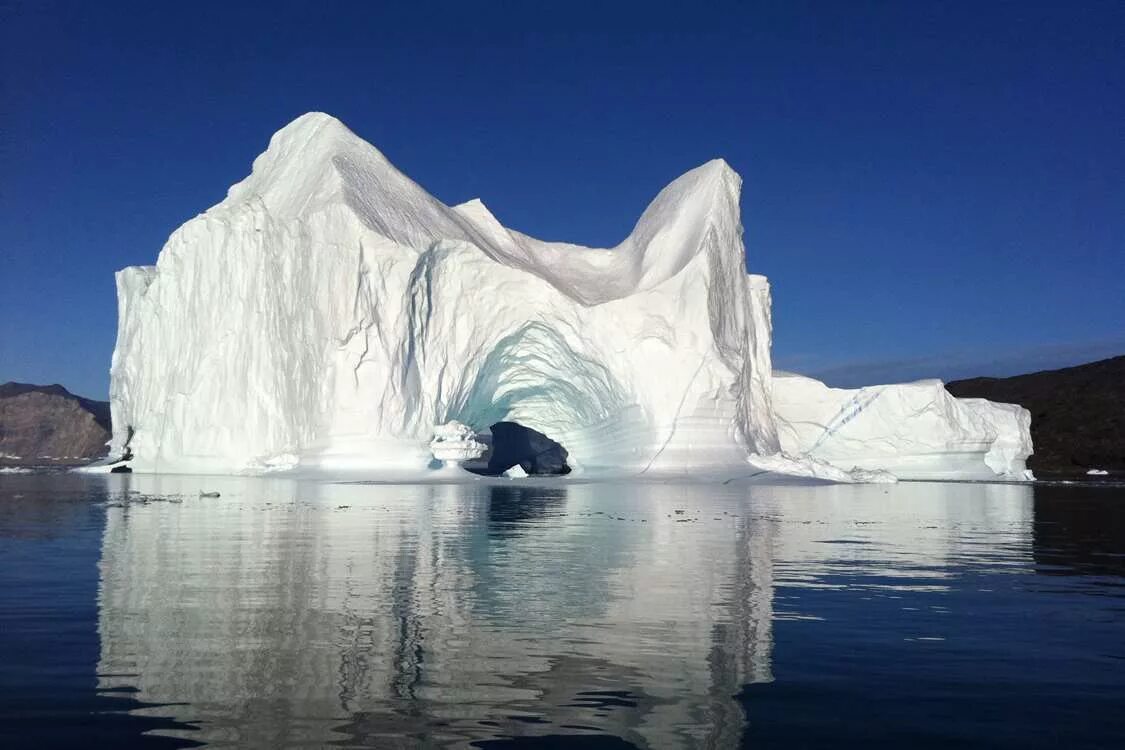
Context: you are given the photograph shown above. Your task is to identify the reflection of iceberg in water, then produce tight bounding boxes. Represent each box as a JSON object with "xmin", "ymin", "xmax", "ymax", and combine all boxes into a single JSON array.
[
  {"xmin": 95, "ymin": 477, "xmax": 1032, "ymax": 748},
  {"xmin": 96, "ymin": 478, "xmax": 775, "ymax": 748}
]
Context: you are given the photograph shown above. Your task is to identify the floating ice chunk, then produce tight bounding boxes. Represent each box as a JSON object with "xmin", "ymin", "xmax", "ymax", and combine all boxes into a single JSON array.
[
  {"xmin": 430, "ymin": 422, "xmax": 486, "ymax": 467},
  {"xmin": 1087, "ymin": 469, "xmax": 1109, "ymax": 476}
]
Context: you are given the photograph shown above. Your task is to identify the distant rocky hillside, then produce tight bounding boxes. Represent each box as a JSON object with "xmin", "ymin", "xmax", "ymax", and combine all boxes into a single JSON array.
[
  {"xmin": 946, "ymin": 356, "xmax": 1124, "ymax": 474},
  {"xmin": 0, "ymin": 382, "xmax": 110, "ymax": 464}
]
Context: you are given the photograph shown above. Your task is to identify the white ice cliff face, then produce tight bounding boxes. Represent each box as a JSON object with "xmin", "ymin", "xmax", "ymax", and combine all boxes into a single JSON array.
[{"xmin": 107, "ymin": 112, "xmax": 1031, "ymax": 479}]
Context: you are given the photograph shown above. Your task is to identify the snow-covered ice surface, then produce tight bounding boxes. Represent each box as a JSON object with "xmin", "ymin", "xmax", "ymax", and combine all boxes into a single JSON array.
[{"xmin": 102, "ymin": 113, "xmax": 1032, "ymax": 482}]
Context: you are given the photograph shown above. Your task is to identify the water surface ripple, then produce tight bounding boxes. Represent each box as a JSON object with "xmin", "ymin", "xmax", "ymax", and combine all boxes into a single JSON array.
[{"xmin": 0, "ymin": 474, "xmax": 1122, "ymax": 748}]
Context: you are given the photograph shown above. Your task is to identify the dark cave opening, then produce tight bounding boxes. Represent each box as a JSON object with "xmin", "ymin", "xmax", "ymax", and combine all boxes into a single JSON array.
[{"xmin": 466, "ymin": 421, "xmax": 571, "ymax": 476}]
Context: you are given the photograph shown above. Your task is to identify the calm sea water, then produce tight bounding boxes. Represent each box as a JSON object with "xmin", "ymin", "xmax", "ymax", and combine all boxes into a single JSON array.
[{"xmin": 0, "ymin": 473, "xmax": 1122, "ymax": 749}]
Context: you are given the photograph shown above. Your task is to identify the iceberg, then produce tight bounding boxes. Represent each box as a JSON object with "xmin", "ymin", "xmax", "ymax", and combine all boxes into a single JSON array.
[
  {"xmin": 104, "ymin": 112, "xmax": 1032, "ymax": 481},
  {"xmin": 771, "ymin": 372, "xmax": 1033, "ymax": 480}
]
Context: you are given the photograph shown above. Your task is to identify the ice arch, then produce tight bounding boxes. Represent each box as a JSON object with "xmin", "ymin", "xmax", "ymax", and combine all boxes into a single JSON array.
[
  {"xmin": 443, "ymin": 322, "xmax": 635, "ymax": 471},
  {"xmin": 474, "ymin": 422, "xmax": 571, "ymax": 476}
]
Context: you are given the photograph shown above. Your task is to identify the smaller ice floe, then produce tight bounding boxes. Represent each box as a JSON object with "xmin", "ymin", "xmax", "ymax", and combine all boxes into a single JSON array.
[
  {"xmin": 199, "ymin": 491, "xmax": 221, "ymax": 498},
  {"xmin": 505, "ymin": 464, "xmax": 529, "ymax": 479},
  {"xmin": 1087, "ymin": 469, "xmax": 1109, "ymax": 476},
  {"xmin": 0, "ymin": 453, "xmax": 22, "ymax": 460},
  {"xmin": 430, "ymin": 422, "xmax": 486, "ymax": 469},
  {"xmin": 771, "ymin": 372, "xmax": 1032, "ymax": 480},
  {"xmin": 0, "ymin": 467, "xmax": 33, "ymax": 474}
]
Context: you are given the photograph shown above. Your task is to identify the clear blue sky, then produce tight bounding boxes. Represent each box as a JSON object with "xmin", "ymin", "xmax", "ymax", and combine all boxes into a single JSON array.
[{"xmin": 2, "ymin": 1, "xmax": 1122, "ymax": 398}]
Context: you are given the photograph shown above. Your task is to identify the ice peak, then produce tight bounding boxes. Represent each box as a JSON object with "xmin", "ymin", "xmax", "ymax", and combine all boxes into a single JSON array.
[
  {"xmin": 225, "ymin": 112, "xmax": 395, "ymax": 212},
  {"xmin": 697, "ymin": 157, "xmax": 737, "ymax": 179},
  {"xmin": 274, "ymin": 110, "xmax": 351, "ymax": 136},
  {"xmin": 220, "ymin": 113, "xmax": 492, "ymax": 250},
  {"xmin": 263, "ymin": 112, "xmax": 373, "ymax": 158}
]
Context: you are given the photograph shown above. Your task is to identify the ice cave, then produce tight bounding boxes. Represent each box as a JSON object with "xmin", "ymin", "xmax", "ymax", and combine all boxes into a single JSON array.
[
  {"xmin": 467, "ymin": 423, "xmax": 572, "ymax": 477},
  {"xmin": 96, "ymin": 112, "xmax": 1033, "ymax": 482}
]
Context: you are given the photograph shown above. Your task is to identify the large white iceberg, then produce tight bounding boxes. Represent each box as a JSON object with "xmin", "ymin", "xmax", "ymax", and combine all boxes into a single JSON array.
[{"xmin": 104, "ymin": 113, "xmax": 1031, "ymax": 480}]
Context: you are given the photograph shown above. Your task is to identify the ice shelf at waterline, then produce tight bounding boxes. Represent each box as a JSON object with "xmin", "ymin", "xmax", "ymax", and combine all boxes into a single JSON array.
[{"xmin": 101, "ymin": 113, "xmax": 1032, "ymax": 481}]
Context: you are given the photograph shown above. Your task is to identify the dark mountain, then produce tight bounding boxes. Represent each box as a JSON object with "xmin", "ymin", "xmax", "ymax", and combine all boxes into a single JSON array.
[
  {"xmin": 0, "ymin": 382, "xmax": 111, "ymax": 464},
  {"xmin": 946, "ymin": 356, "xmax": 1124, "ymax": 474}
]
